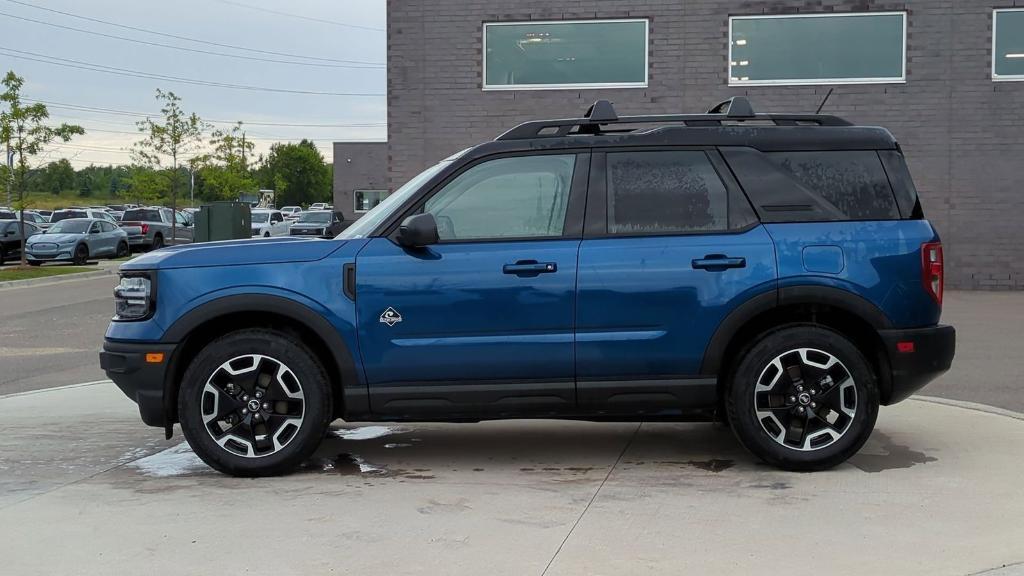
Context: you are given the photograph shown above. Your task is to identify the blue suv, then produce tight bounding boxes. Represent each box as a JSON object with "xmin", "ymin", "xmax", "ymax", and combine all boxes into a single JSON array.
[{"xmin": 100, "ymin": 98, "xmax": 955, "ymax": 476}]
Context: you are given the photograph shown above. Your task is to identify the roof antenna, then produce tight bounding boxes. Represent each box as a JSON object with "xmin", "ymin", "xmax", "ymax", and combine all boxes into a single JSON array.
[{"xmin": 815, "ymin": 88, "xmax": 834, "ymax": 114}]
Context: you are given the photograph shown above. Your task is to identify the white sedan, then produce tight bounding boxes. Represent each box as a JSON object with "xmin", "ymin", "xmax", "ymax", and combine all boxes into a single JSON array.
[{"xmin": 251, "ymin": 210, "xmax": 290, "ymax": 237}]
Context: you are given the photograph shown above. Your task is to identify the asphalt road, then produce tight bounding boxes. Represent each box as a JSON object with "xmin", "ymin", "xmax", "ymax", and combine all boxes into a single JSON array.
[{"xmin": 1, "ymin": 274, "xmax": 1020, "ymax": 413}]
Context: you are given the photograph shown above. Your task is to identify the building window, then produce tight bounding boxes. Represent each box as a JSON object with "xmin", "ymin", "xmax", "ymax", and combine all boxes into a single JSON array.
[
  {"xmin": 729, "ymin": 12, "xmax": 906, "ymax": 86},
  {"xmin": 354, "ymin": 190, "xmax": 388, "ymax": 213},
  {"xmin": 483, "ymin": 19, "xmax": 648, "ymax": 90},
  {"xmin": 994, "ymin": 9, "xmax": 1024, "ymax": 81}
]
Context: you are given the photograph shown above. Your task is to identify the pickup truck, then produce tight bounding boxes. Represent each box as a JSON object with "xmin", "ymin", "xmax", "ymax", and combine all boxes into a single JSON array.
[{"xmin": 120, "ymin": 207, "xmax": 193, "ymax": 251}]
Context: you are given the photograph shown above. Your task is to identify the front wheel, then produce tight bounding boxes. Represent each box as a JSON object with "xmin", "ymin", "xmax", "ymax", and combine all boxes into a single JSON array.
[
  {"xmin": 178, "ymin": 329, "xmax": 333, "ymax": 477},
  {"xmin": 726, "ymin": 325, "xmax": 879, "ymax": 471},
  {"xmin": 72, "ymin": 244, "xmax": 89, "ymax": 265},
  {"xmin": 114, "ymin": 241, "xmax": 129, "ymax": 259}
]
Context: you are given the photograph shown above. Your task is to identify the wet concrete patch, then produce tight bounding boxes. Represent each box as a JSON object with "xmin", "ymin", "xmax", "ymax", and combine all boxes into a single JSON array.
[
  {"xmin": 684, "ymin": 459, "xmax": 735, "ymax": 473},
  {"xmin": 849, "ymin": 431, "xmax": 937, "ymax": 473}
]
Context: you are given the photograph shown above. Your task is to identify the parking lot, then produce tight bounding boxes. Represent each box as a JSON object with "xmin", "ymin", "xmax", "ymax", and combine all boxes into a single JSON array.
[{"xmin": 0, "ymin": 274, "xmax": 1021, "ymax": 575}]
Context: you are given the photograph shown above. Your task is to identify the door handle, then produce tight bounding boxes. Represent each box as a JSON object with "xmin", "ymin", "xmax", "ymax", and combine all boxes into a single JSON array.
[
  {"xmin": 692, "ymin": 254, "xmax": 746, "ymax": 271},
  {"xmin": 503, "ymin": 260, "xmax": 557, "ymax": 276}
]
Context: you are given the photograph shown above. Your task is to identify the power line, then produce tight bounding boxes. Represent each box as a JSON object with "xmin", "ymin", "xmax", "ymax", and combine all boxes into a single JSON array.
[
  {"xmin": 0, "ymin": 47, "xmax": 385, "ymax": 97},
  {"xmin": 1, "ymin": 0, "xmax": 384, "ymax": 65},
  {"xmin": 0, "ymin": 11, "xmax": 384, "ymax": 69},
  {"xmin": 209, "ymin": 0, "xmax": 384, "ymax": 32}
]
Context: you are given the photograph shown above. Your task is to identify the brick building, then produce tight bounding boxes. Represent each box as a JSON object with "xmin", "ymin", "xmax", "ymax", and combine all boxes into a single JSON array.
[
  {"xmin": 383, "ymin": 0, "xmax": 1024, "ymax": 289},
  {"xmin": 332, "ymin": 141, "xmax": 388, "ymax": 222}
]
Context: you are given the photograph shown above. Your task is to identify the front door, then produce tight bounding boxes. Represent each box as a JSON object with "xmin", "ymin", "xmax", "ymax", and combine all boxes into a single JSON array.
[
  {"xmin": 575, "ymin": 149, "xmax": 777, "ymax": 414},
  {"xmin": 355, "ymin": 152, "xmax": 588, "ymax": 418}
]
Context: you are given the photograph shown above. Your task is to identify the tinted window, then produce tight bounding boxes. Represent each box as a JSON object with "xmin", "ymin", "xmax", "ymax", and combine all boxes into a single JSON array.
[
  {"xmin": 299, "ymin": 212, "xmax": 331, "ymax": 223},
  {"xmin": 0, "ymin": 210, "xmax": 15, "ymax": 220},
  {"xmin": 767, "ymin": 151, "xmax": 899, "ymax": 220},
  {"xmin": 424, "ymin": 154, "xmax": 575, "ymax": 241},
  {"xmin": 50, "ymin": 210, "xmax": 87, "ymax": 222},
  {"xmin": 606, "ymin": 151, "xmax": 729, "ymax": 234},
  {"xmin": 123, "ymin": 209, "xmax": 162, "ymax": 222}
]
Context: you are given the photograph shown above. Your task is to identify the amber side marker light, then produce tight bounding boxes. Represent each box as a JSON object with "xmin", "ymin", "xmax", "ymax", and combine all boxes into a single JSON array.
[{"xmin": 145, "ymin": 353, "xmax": 165, "ymax": 363}]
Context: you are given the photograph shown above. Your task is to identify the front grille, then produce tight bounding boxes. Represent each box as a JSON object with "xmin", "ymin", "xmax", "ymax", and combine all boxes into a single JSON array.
[{"xmin": 31, "ymin": 243, "xmax": 59, "ymax": 252}]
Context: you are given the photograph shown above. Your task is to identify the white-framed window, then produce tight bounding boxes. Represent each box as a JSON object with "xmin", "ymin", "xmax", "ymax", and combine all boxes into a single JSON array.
[
  {"xmin": 993, "ymin": 9, "xmax": 1024, "ymax": 81},
  {"xmin": 354, "ymin": 190, "xmax": 388, "ymax": 213},
  {"xmin": 729, "ymin": 12, "xmax": 907, "ymax": 86},
  {"xmin": 482, "ymin": 19, "xmax": 648, "ymax": 91}
]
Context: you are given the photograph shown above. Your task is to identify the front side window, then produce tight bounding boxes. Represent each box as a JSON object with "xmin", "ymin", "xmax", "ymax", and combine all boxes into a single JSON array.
[
  {"xmin": 606, "ymin": 151, "xmax": 730, "ymax": 235},
  {"xmin": 355, "ymin": 190, "xmax": 388, "ymax": 213},
  {"xmin": 424, "ymin": 154, "xmax": 576, "ymax": 241},
  {"xmin": 729, "ymin": 12, "xmax": 906, "ymax": 85},
  {"xmin": 994, "ymin": 9, "xmax": 1024, "ymax": 80},
  {"xmin": 767, "ymin": 151, "xmax": 899, "ymax": 220},
  {"xmin": 483, "ymin": 20, "xmax": 648, "ymax": 90}
]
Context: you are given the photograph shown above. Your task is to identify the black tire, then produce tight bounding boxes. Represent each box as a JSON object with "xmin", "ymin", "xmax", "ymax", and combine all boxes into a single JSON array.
[
  {"xmin": 178, "ymin": 329, "xmax": 333, "ymax": 477},
  {"xmin": 0, "ymin": 246, "xmax": 6, "ymax": 266},
  {"xmin": 726, "ymin": 325, "xmax": 879, "ymax": 471},
  {"xmin": 114, "ymin": 241, "xmax": 129, "ymax": 259},
  {"xmin": 72, "ymin": 243, "xmax": 89, "ymax": 265},
  {"xmin": 263, "ymin": 231, "xmax": 271, "ymax": 238},
  {"xmin": 150, "ymin": 234, "xmax": 164, "ymax": 251}
]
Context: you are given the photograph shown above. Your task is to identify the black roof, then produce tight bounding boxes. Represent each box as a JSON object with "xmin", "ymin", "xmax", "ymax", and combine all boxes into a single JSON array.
[{"xmin": 478, "ymin": 97, "xmax": 897, "ymax": 155}]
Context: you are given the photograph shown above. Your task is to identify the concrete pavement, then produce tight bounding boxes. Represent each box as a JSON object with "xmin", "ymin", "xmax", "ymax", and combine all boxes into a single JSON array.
[{"xmin": 0, "ymin": 382, "xmax": 1021, "ymax": 576}]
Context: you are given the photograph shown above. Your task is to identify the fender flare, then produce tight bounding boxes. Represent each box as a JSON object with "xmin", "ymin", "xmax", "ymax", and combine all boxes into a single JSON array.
[
  {"xmin": 700, "ymin": 285, "xmax": 892, "ymax": 375},
  {"xmin": 161, "ymin": 293, "xmax": 366, "ymax": 418}
]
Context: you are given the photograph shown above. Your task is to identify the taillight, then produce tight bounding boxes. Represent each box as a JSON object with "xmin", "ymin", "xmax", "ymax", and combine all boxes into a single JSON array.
[
  {"xmin": 921, "ymin": 242, "xmax": 943, "ymax": 306},
  {"xmin": 140, "ymin": 223, "xmax": 149, "ymax": 234}
]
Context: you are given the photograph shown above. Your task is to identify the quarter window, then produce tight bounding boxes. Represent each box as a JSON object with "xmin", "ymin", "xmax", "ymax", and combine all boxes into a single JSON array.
[
  {"xmin": 606, "ymin": 151, "xmax": 730, "ymax": 235},
  {"xmin": 994, "ymin": 9, "xmax": 1024, "ymax": 80},
  {"xmin": 483, "ymin": 20, "xmax": 648, "ymax": 90},
  {"xmin": 355, "ymin": 190, "xmax": 388, "ymax": 213},
  {"xmin": 729, "ymin": 12, "xmax": 906, "ymax": 85},
  {"xmin": 424, "ymin": 155, "xmax": 576, "ymax": 241},
  {"xmin": 767, "ymin": 151, "xmax": 900, "ymax": 220}
]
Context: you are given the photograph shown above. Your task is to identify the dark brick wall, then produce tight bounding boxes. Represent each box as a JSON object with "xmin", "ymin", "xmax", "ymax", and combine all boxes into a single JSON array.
[
  {"xmin": 332, "ymin": 142, "xmax": 388, "ymax": 221},
  {"xmin": 388, "ymin": 0, "xmax": 1024, "ymax": 289}
]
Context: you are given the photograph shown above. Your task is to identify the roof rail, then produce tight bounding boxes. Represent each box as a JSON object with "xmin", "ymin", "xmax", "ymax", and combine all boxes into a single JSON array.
[{"xmin": 495, "ymin": 98, "xmax": 853, "ymax": 141}]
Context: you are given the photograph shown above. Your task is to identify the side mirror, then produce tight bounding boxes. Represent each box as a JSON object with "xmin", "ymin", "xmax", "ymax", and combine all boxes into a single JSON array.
[{"xmin": 397, "ymin": 213, "xmax": 439, "ymax": 248}]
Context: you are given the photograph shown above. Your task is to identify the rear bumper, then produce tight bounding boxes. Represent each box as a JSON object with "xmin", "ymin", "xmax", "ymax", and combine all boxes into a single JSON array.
[
  {"xmin": 100, "ymin": 340, "xmax": 176, "ymax": 427},
  {"xmin": 879, "ymin": 325, "xmax": 956, "ymax": 405}
]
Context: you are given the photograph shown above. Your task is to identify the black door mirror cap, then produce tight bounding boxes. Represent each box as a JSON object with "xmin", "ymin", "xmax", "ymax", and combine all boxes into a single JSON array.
[{"xmin": 397, "ymin": 213, "xmax": 440, "ymax": 248}]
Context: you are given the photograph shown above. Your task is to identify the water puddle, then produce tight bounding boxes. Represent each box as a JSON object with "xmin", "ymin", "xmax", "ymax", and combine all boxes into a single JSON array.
[{"xmin": 849, "ymin": 432, "xmax": 936, "ymax": 472}]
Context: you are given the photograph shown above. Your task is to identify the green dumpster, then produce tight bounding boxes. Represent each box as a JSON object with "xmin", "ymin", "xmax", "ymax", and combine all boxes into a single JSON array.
[{"xmin": 194, "ymin": 202, "xmax": 251, "ymax": 243}]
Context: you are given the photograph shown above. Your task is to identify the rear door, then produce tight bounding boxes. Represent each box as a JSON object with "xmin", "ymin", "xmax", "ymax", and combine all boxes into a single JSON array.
[
  {"xmin": 354, "ymin": 152, "xmax": 589, "ymax": 418},
  {"xmin": 575, "ymin": 149, "xmax": 776, "ymax": 414}
]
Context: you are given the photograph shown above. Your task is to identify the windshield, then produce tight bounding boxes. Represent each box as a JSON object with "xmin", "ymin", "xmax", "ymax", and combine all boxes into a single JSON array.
[
  {"xmin": 298, "ymin": 211, "xmax": 331, "ymax": 223},
  {"xmin": 50, "ymin": 210, "xmax": 87, "ymax": 222},
  {"xmin": 47, "ymin": 220, "xmax": 91, "ymax": 234},
  {"xmin": 251, "ymin": 212, "xmax": 270, "ymax": 223},
  {"xmin": 339, "ymin": 160, "xmax": 452, "ymax": 239}
]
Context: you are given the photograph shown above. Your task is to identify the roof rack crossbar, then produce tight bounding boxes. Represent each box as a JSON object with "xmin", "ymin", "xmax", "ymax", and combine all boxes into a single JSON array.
[{"xmin": 495, "ymin": 98, "xmax": 853, "ymax": 141}]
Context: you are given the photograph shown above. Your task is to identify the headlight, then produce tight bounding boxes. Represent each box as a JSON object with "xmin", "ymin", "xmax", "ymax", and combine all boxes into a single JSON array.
[{"xmin": 113, "ymin": 275, "xmax": 153, "ymax": 320}]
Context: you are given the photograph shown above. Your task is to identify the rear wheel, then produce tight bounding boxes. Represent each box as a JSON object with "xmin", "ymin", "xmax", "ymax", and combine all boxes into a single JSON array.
[
  {"xmin": 726, "ymin": 325, "xmax": 879, "ymax": 471},
  {"xmin": 178, "ymin": 329, "xmax": 333, "ymax": 477},
  {"xmin": 72, "ymin": 244, "xmax": 89, "ymax": 265},
  {"xmin": 150, "ymin": 234, "xmax": 164, "ymax": 251}
]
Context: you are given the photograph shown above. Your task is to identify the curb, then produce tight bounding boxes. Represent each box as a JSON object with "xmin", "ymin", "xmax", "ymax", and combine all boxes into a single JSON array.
[
  {"xmin": 910, "ymin": 395, "xmax": 1024, "ymax": 421},
  {"xmin": 0, "ymin": 380, "xmax": 112, "ymax": 401},
  {"xmin": 0, "ymin": 268, "xmax": 113, "ymax": 290}
]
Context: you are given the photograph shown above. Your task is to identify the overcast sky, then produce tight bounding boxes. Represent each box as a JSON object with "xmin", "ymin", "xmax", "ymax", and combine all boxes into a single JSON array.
[{"xmin": 0, "ymin": 0, "xmax": 386, "ymax": 167}]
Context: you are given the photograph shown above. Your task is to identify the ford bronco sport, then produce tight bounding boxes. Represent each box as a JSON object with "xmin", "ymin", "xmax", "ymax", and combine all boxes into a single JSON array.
[{"xmin": 100, "ymin": 98, "xmax": 955, "ymax": 477}]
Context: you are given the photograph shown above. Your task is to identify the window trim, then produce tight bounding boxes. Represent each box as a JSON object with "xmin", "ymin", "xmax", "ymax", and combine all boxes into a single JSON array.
[
  {"xmin": 993, "ymin": 8, "xmax": 1024, "ymax": 82},
  {"xmin": 728, "ymin": 11, "xmax": 908, "ymax": 87},
  {"xmin": 482, "ymin": 18, "xmax": 650, "ymax": 91},
  {"xmin": 353, "ymin": 189, "xmax": 389, "ymax": 214}
]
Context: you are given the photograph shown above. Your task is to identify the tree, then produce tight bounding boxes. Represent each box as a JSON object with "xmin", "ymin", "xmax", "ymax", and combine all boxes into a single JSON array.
[
  {"xmin": 132, "ymin": 89, "xmax": 207, "ymax": 243},
  {"xmin": 39, "ymin": 158, "xmax": 75, "ymax": 194},
  {"xmin": 197, "ymin": 122, "xmax": 258, "ymax": 201},
  {"xmin": 0, "ymin": 70, "xmax": 84, "ymax": 265},
  {"xmin": 257, "ymin": 140, "xmax": 330, "ymax": 208}
]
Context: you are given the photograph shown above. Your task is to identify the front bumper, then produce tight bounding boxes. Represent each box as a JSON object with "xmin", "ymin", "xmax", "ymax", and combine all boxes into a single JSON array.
[
  {"xmin": 100, "ymin": 340, "xmax": 177, "ymax": 427},
  {"xmin": 26, "ymin": 246, "xmax": 75, "ymax": 261},
  {"xmin": 879, "ymin": 324, "xmax": 956, "ymax": 404}
]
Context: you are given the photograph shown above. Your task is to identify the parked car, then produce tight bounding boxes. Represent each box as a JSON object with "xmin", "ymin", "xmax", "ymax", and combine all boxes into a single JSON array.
[
  {"xmin": 101, "ymin": 97, "xmax": 955, "ymax": 477},
  {"xmin": 250, "ymin": 209, "xmax": 290, "ymax": 237},
  {"xmin": 0, "ymin": 220, "xmax": 42, "ymax": 265},
  {"xmin": 288, "ymin": 210, "xmax": 345, "ymax": 238},
  {"xmin": 49, "ymin": 208, "xmax": 117, "ymax": 225},
  {"xmin": 280, "ymin": 206, "xmax": 302, "ymax": 220},
  {"xmin": 26, "ymin": 218, "xmax": 128, "ymax": 265},
  {"xmin": 308, "ymin": 202, "xmax": 329, "ymax": 211},
  {"xmin": 35, "ymin": 209, "xmax": 53, "ymax": 221},
  {"xmin": 17, "ymin": 211, "xmax": 48, "ymax": 226},
  {"xmin": 120, "ymin": 207, "xmax": 192, "ymax": 251},
  {"xmin": 0, "ymin": 209, "xmax": 15, "ymax": 220}
]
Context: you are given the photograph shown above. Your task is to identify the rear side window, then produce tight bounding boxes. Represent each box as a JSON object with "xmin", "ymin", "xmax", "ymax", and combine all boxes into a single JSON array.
[
  {"xmin": 766, "ymin": 151, "xmax": 899, "ymax": 220},
  {"xmin": 123, "ymin": 209, "xmax": 162, "ymax": 222},
  {"xmin": 878, "ymin": 150, "xmax": 922, "ymax": 219},
  {"xmin": 605, "ymin": 150, "xmax": 737, "ymax": 234}
]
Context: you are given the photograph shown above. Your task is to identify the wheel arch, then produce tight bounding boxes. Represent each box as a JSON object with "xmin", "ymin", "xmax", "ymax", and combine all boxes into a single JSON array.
[
  {"xmin": 703, "ymin": 285, "xmax": 895, "ymax": 404},
  {"xmin": 161, "ymin": 294, "xmax": 364, "ymax": 434}
]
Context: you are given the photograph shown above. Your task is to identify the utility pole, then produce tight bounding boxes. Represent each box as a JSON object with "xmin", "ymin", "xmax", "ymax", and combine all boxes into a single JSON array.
[{"xmin": 240, "ymin": 131, "xmax": 247, "ymax": 173}]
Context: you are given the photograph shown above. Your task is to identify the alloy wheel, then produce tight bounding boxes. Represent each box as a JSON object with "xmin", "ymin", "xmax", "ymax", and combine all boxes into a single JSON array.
[
  {"xmin": 753, "ymin": 348, "xmax": 857, "ymax": 451},
  {"xmin": 201, "ymin": 354, "xmax": 306, "ymax": 458}
]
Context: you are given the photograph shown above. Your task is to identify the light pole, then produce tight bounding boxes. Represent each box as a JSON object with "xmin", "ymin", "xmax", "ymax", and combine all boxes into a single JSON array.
[{"xmin": 185, "ymin": 164, "xmax": 196, "ymax": 207}]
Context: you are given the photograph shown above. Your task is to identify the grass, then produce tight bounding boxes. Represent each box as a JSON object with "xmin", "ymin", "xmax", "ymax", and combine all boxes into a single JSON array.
[
  {"xmin": 12, "ymin": 190, "xmax": 128, "ymax": 211},
  {"xmin": 0, "ymin": 265, "xmax": 94, "ymax": 282}
]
